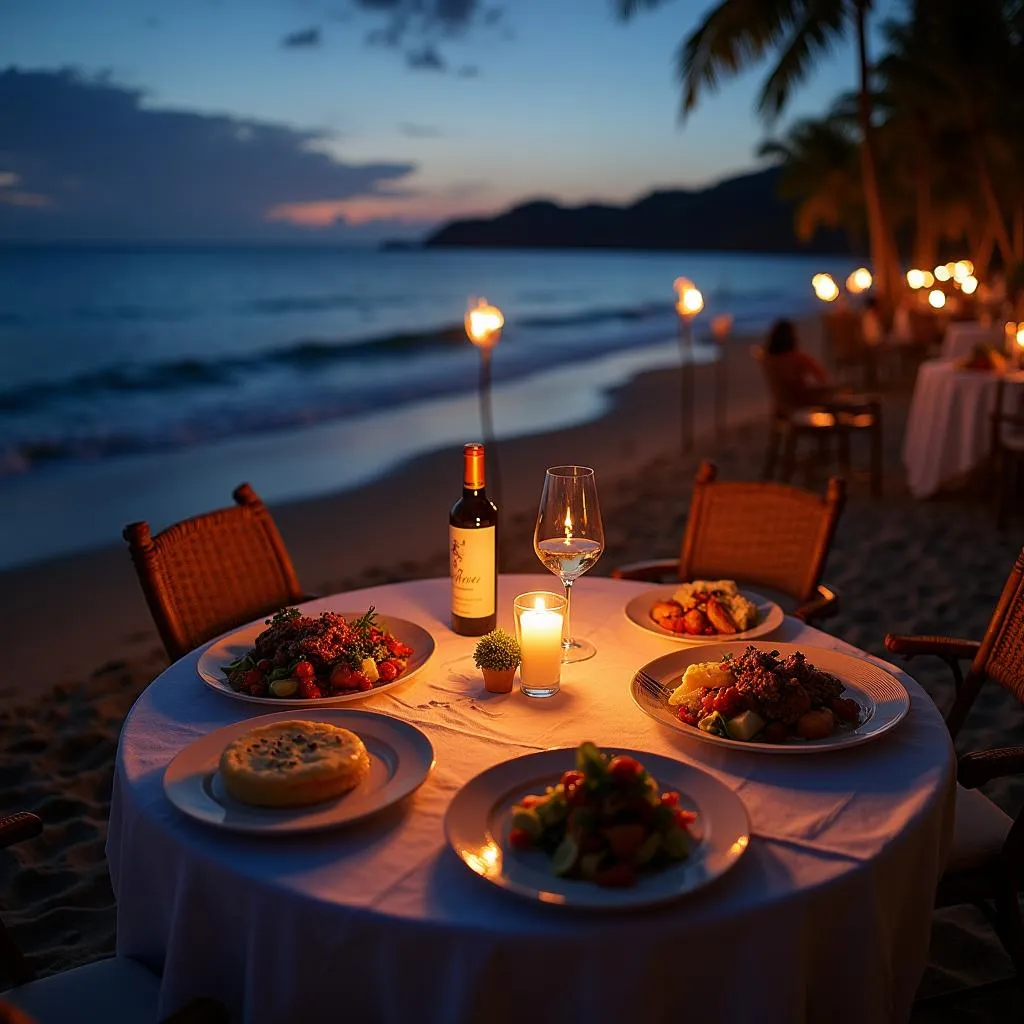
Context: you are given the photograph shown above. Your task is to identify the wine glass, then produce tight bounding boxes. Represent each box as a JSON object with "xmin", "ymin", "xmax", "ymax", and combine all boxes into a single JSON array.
[{"xmin": 533, "ymin": 466, "xmax": 604, "ymax": 662}]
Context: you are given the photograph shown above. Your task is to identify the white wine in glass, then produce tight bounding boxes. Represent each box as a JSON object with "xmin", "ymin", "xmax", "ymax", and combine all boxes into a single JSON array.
[{"xmin": 534, "ymin": 466, "xmax": 604, "ymax": 662}]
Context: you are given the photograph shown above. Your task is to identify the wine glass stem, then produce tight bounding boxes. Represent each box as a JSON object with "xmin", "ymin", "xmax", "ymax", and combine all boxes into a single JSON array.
[{"xmin": 561, "ymin": 577, "xmax": 575, "ymax": 649}]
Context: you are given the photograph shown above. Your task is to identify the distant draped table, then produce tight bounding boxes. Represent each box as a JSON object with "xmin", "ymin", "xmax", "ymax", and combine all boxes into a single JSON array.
[
  {"xmin": 940, "ymin": 321, "xmax": 1003, "ymax": 362},
  {"xmin": 108, "ymin": 575, "xmax": 955, "ymax": 1024},
  {"xmin": 903, "ymin": 358, "xmax": 1024, "ymax": 498}
]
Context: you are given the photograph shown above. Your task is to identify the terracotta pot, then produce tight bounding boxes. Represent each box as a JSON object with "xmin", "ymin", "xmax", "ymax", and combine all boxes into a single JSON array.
[{"xmin": 482, "ymin": 667, "xmax": 516, "ymax": 694}]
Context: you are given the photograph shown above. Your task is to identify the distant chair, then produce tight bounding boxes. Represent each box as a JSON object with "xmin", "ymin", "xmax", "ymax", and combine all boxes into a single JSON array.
[
  {"xmin": 990, "ymin": 375, "xmax": 1024, "ymax": 526},
  {"xmin": 823, "ymin": 309, "xmax": 870, "ymax": 387},
  {"xmin": 124, "ymin": 483, "xmax": 308, "ymax": 662},
  {"xmin": 0, "ymin": 811, "xmax": 227, "ymax": 1023},
  {"xmin": 884, "ymin": 547, "xmax": 1024, "ymax": 979},
  {"xmin": 754, "ymin": 347, "xmax": 883, "ymax": 498},
  {"xmin": 611, "ymin": 459, "xmax": 846, "ymax": 624},
  {"xmin": 907, "ymin": 308, "xmax": 944, "ymax": 357}
]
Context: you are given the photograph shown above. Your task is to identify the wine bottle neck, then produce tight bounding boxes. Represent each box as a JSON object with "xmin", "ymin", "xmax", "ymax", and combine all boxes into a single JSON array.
[{"xmin": 462, "ymin": 442, "xmax": 486, "ymax": 491}]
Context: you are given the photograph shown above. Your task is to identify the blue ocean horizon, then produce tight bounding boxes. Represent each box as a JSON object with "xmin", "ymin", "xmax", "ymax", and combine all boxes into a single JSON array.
[{"xmin": 0, "ymin": 245, "xmax": 860, "ymax": 568}]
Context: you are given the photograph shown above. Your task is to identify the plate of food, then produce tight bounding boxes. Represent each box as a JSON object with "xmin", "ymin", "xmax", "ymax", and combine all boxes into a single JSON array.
[
  {"xmin": 445, "ymin": 741, "xmax": 749, "ymax": 909},
  {"xmin": 163, "ymin": 709, "xmax": 435, "ymax": 834},
  {"xmin": 197, "ymin": 606, "xmax": 435, "ymax": 706},
  {"xmin": 624, "ymin": 580, "xmax": 784, "ymax": 643},
  {"xmin": 630, "ymin": 642, "xmax": 910, "ymax": 754}
]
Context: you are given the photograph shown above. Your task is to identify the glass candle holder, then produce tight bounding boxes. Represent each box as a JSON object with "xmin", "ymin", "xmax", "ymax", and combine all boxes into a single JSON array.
[{"xmin": 513, "ymin": 591, "xmax": 567, "ymax": 698}]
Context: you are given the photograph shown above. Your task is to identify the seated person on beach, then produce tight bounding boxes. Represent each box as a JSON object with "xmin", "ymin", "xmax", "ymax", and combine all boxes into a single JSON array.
[{"xmin": 761, "ymin": 319, "xmax": 836, "ymax": 409}]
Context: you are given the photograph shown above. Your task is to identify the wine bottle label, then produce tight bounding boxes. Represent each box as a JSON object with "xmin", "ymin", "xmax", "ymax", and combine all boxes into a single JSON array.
[{"xmin": 450, "ymin": 525, "xmax": 496, "ymax": 618}]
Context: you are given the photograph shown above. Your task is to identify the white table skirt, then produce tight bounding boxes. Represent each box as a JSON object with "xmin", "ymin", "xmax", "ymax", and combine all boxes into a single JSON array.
[
  {"xmin": 902, "ymin": 359, "xmax": 1024, "ymax": 497},
  {"xmin": 941, "ymin": 321, "xmax": 1003, "ymax": 362},
  {"xmin": 108, "ymin": 575, "xmax": 955, "ymax": 1024}
]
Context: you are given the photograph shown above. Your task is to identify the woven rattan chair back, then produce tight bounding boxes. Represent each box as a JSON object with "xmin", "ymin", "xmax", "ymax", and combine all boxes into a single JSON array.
[
  {"xmin": 824, "ymin": 311, "xmax": 863, "ymax": 365},
  {"xmin": 678, "ymin": 461, "xmax": 846, "ymax": 603},
  {"xmin": 946, "ymin": 548, "xmax": 1024, "ymax": 738},
  {"xmin": 124, "ymin": 483, "xmax": 304, "ymax": 662}
]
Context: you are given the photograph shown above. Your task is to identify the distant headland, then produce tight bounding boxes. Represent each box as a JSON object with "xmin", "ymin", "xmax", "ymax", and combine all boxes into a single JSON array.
[{"xmin": 416, "ymin": 167, "xmax": 853, "ymax": 255}]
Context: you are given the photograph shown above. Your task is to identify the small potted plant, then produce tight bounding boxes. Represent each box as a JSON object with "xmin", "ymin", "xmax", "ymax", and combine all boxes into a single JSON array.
[{"xmin": 473, "ymin": 628, "xmax": 521, "ymax": 694}]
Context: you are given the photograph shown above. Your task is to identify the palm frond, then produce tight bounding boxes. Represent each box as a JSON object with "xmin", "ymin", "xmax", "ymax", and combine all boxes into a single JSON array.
[
  {"xmin": 676, "ymin": 0, "xmax": 803, "ymax": 117},
  {"xmin": 758, "ymin": 2, "xmax": 848, "ymax": 119}
]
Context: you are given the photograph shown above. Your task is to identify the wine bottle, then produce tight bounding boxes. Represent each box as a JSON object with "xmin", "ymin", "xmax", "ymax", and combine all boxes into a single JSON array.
[{"xmin": 449, "ymin": 442, "xmax": 498, "ymax": 636}]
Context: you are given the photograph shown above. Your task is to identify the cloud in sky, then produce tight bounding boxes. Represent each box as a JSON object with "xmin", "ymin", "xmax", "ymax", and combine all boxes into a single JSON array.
[
  {"xmin": 0, "ymin": 68, "xmax": 419, "ymax": 240},
  {"xmin": 281, "ymin": 26, "xmax": 323, "ymax": 48},
  {"xmin": 357, "ymin": 0, "xmax": 504, "ymax": 71},
  {"xmin": 406, "ymin": 45, "xmax": 445, "ymax": 71}
]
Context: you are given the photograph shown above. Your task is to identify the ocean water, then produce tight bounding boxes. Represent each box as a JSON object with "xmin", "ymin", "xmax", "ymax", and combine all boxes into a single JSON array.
[{"xmin": 0, "ymin": 246, "xmax": 860, "ymax": 566}]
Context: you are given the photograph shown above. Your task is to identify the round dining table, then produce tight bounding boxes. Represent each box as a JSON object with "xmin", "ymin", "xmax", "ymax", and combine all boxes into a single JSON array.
[
  {"xmin": 108, "ymin": 574, "xmax": 955, "ymax": 1024},
  {"xmin": 902, "ymin": 358, "xmax": 1024, "ymax": 498}
]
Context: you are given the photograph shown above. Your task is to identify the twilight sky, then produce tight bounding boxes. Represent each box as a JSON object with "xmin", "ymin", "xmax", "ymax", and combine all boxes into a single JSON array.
[{"xmin": 1, "ymin": 0, "xmax": 902, "ymax": 242}]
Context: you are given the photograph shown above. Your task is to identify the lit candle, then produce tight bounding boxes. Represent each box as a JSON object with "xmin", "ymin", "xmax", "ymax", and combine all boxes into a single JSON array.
[{"xmin": 518, "ymin": 596, "xmax": 563, "ymax": 692}]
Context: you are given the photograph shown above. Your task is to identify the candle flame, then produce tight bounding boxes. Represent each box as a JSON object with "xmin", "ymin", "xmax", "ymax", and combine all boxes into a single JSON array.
[
  {"xmin": 465, "ymin": 298, "xmax": 504, "ymax": 348},
  {"xmin": 563, "ymin": 509, "xmax": 573, "ymax": 540},
  {"xmin": 1017, "ymin": 327, "xmax": 1024, "ymax": 350},
  {"xmin": 533, "ymin": 595, "xmax": 545, "ymax": 610}
]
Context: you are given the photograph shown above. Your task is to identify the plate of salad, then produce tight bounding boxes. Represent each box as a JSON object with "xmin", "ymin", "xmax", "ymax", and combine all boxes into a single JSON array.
[
  {"xmin": 444, "ymin": 742, "xmax": 749, "ymax": 909},
  {"xmin": 196, "ymin": 606, "xmax": 435, "ymax": 706},
  {"xmin": 631, "ymin": 642, "xmax": 910, "ymax": 753}
]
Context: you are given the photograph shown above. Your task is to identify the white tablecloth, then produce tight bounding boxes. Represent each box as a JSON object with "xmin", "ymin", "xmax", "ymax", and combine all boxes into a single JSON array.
[
  {"xmin": 108, "ymin": 575, "xmax": 955, "ymax": 1024},
  {"xmin": 902, "ymin": 359, "xmax": 1024, "ymax": 497},
  {"xmin": 941, "ymin": 321, "xmax": 1003, "ymax": 362}
]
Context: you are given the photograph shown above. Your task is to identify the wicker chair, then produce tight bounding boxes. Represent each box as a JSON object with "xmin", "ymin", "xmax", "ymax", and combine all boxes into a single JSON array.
[
  {"xmin": 0, "ymin": 812, "xmax": 227, "ymax": 1023},
  {"xmin": 754, "ymin": 348, "xmax": 882, "ymax": 498},
  {"xmin": 884, "ymin": 547, "xmax": 1024, "ymax": 977},
  {"xmin": 823, "ymin": 309, "xmax": 872, "ymax": 387},
  {"xmin": 611, "ymin": 460, "xmax": 846, "ymax": 624},
  {"xmin": 990, "ymin": 375, "xmax": 1024, "ymax": 526},
  {"xmin": 124, "ymin": 483, "xmax": 307, "ymax": 662}
]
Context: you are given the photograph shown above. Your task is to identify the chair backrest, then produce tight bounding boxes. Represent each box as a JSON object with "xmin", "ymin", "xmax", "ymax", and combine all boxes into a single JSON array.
[
  {"xmin": 677, "ymin": 460, "xmax": 846, "ymax": 602},
  {"xmin": 124, "ymin": 483, "xmax": 304, "ymax": 662},
  {"xmin": 991, "ymin": 375, "xmax": 1024, "ymax": 453},
  {"xmin": 824, "ymin": 311, "xmax": 864, "ymax": 362},
  {"xmin": 908, "ymin": 308, "xmax": 943, "ymax": 351},
  {"xmin": 947, "ymin": 547, "xmax": 1024, "ymax": 739}
]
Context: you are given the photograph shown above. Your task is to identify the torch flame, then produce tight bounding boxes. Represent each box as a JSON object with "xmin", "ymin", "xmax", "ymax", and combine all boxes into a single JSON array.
[
  {"xmin": 676, "ymin": 287, "xmax": 704, "ymax": 317},
  {"xmin": 465, "ymin": 298, "xmax": 504, "ymax": 348},
  {"xmin": 812, "ymin": 273, "xmax": 839, "ymax": 302}
]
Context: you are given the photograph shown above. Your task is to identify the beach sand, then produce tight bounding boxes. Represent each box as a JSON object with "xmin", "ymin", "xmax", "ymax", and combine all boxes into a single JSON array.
[{"xmin": 1, "ymin": 328, "xmax": 1022, "ymax": 1019}]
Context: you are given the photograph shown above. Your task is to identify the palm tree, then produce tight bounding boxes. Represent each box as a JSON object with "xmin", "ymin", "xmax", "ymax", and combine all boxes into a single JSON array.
[
  {"xmin": 758, "ymin": 116, "xmax": 864, "ymax": 247},
  {"xmin": 617, "ymin": 0, "xmax": 902, "ymax": 303},
  {"xmin": 887, "ymin": 1, "xmax": 1017, "ymax": 268}
]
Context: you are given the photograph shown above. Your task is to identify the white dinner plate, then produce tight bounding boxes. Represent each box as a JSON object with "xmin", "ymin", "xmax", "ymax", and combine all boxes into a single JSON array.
[
  {"xmin": 197, "ymin": 612, "xmax": 435, "ymax": 707},
  {"xmin": 445, "ymin": 747, "xmax": 749, "ymax": 910},
  {"xmin": 624, "ymin": 587, "xmax": 784, "ymax": 643},
  {"xmin": 163, "ymin": 709, "xmax": 435, "ymax": 835},
  {"xmin": 631, "ymin": 641, "xmax": 910, "ymax": 754}
]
